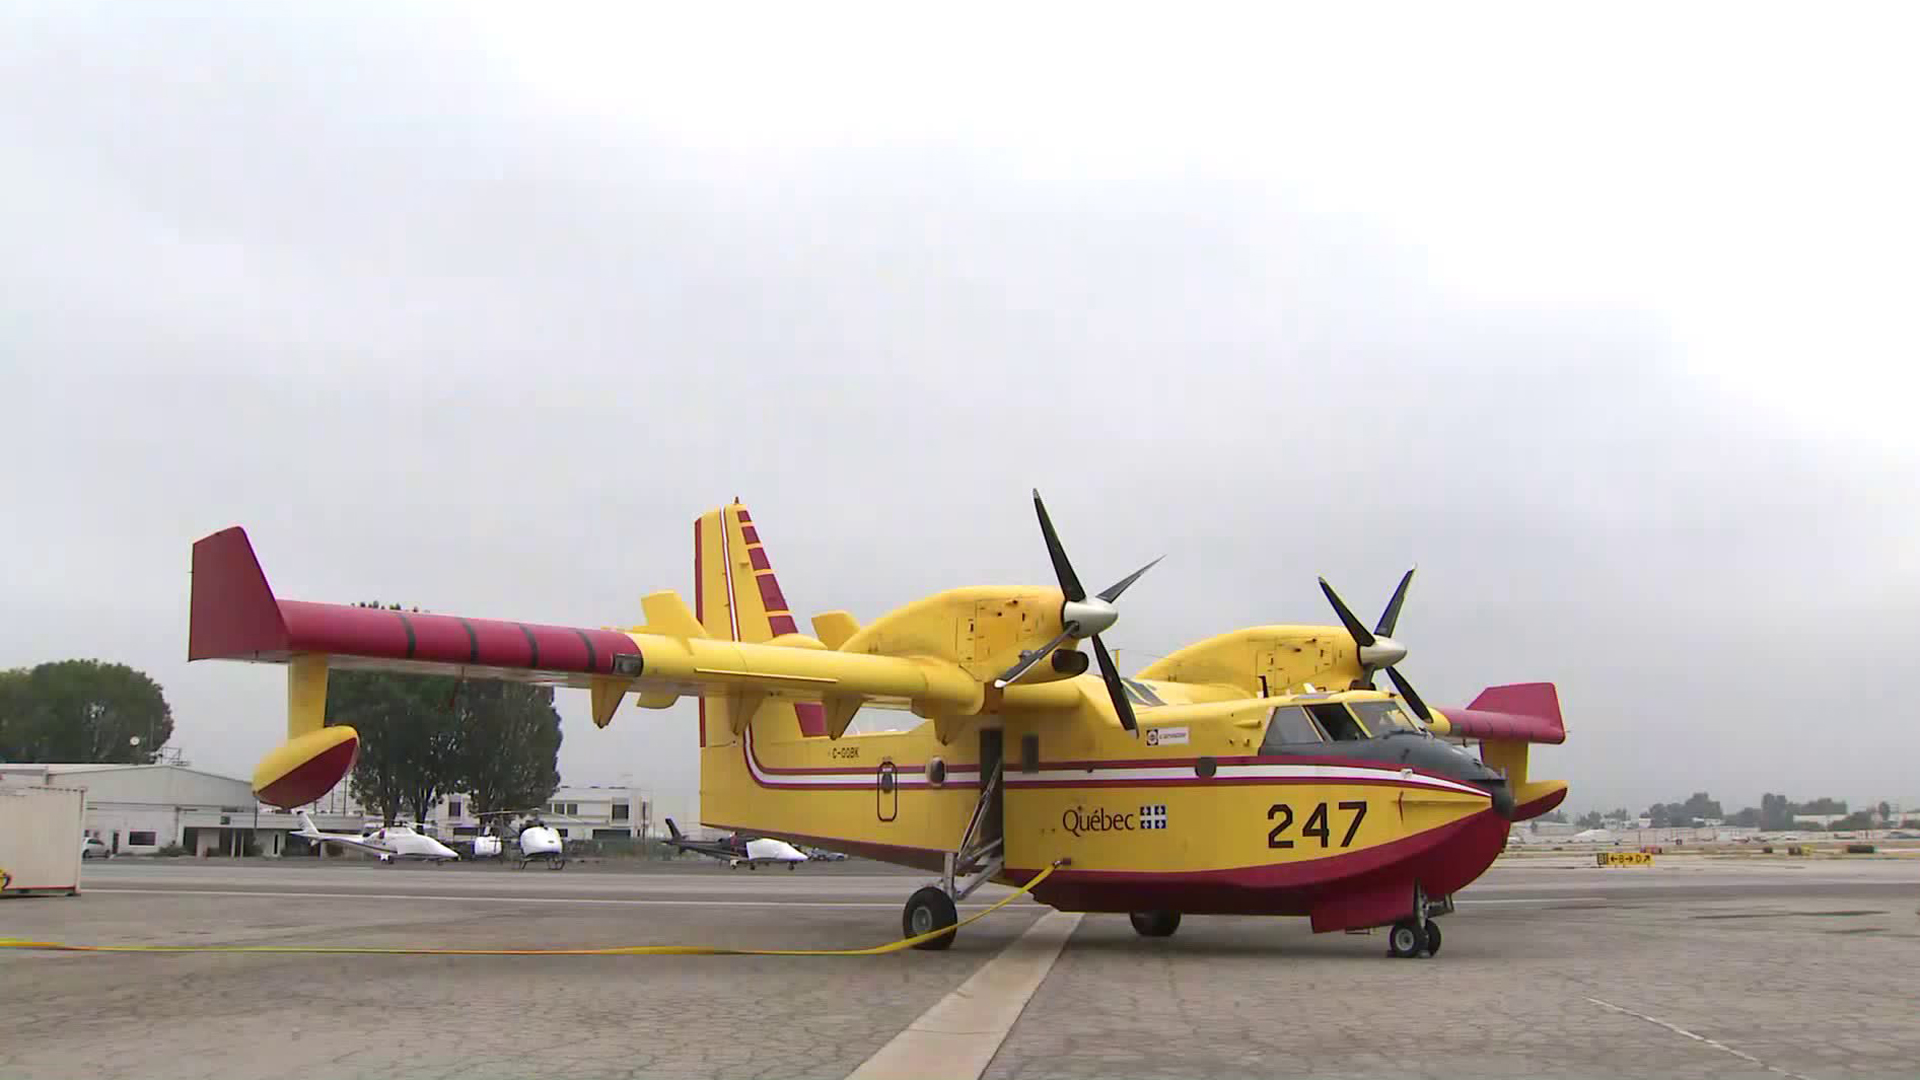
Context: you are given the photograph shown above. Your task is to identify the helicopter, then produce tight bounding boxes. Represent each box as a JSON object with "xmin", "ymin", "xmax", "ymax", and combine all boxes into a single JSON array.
[{"xmin": 191, "ymin": 493, "xmax": 1565, "ymax": 956}]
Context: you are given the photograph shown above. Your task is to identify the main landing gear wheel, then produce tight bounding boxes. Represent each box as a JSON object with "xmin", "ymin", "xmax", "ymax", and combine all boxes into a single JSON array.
[
  {"xmin": 1423, "ymin": 919, "xmax": 1442, "ymax": 956},
  {"xmin": 1387, "ymin": 918, "xmax": 1430, "ymax": 958},
  {"xmin": 1128, "ymin": 911, "xmax": 1182, "ymax": 938},
  {"xmin": 904, "ymin": 886, "xmax": 959, "ymax": 951}
]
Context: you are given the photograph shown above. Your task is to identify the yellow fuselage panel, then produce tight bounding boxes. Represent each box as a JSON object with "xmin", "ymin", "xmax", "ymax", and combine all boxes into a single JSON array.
[
  {"xmin": 1005, "ymin": 782, "xmax": 1486, "ymax": 873},
  {"xmin": 701, "ymin": 701, "xmax": 1495, "ymax": 879}
]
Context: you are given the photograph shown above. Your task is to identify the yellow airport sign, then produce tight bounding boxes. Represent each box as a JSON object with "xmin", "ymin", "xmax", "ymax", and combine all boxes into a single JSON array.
[{"xmin": 1597, "ymin": 851, "xmax": 1654, "ymax": 867}]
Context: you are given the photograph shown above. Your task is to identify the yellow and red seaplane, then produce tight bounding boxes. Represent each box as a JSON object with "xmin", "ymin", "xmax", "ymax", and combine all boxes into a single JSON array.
[{"xmin": 190, "ymin": 494, "xmax": 1566, "ymax": 957}]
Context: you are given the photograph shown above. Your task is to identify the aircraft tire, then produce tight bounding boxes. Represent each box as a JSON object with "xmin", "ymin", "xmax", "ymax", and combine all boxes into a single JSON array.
[
  {"xmin": 1128, "ymin": 911, "xmax": 1182, "ymax": 937},
  {"xmin": 904, "ymin": 886, "xmax": 958, "ymax": 951},
  {"xmin": 1423, "ymin": 920, "xmax": 1442, "ymax": 956},
  {"xmin": 1387, "ymin": 918, "xmax": 1428, "ymax": 958}
]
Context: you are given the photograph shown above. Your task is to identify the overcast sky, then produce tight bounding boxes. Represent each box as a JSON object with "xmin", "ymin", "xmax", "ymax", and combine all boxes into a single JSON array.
[{"xmin": 3, "ymin": 4, "xmax": 1916, "ymax": 820}]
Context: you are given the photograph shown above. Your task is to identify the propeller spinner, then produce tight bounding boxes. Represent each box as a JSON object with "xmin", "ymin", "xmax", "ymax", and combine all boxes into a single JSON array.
[
  {"xmin": 994, "ymin": 490, "xmax": 1161, "ymax": 735},
  {"xmin": 1318, "ymin": 569, "xmax": 1431, "ymax": 723}
]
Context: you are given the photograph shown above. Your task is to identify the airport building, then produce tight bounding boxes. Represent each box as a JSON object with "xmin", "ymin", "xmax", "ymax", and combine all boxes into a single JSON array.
[
  {"xmin": 0, "ymin": 763, "xmax": 322, "ymax": 857},
  {"xmin": 433, "ymin": 783, "xmax": 652, "ymax": 843}
]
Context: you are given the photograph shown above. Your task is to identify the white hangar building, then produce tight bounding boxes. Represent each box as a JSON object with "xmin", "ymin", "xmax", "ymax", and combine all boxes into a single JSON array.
[{"xmin": 0, "ymin": 763, "xmax": 291, "ymax": 857}]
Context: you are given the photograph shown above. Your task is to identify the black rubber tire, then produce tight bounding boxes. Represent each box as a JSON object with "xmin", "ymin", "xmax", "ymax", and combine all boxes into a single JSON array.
[
  {"xmin": 1128, "ymin": 911, "xmax": 1182, "ymax": 938},
  {"xmin": 1387, "ymin": 918, "xmax": 1428, "ymax": 958},
  {"xmin": 904, "ymin": 886, "xmax": 959, "ymax": 951},
  {"xmin": 1424, "ymin": 919, "xmax": 1442, "ymax": 956}
]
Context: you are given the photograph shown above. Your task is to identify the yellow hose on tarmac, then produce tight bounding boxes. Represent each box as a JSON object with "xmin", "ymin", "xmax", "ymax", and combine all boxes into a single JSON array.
[{"xmin": 0, "ymin": 863, "xmax": 1058, "ymax": 957}]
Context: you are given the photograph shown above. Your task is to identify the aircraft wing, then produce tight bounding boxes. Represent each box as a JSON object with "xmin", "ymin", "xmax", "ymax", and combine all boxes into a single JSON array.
[{"xmin": 189, "ymin": 527, "xmax": 984, "ymax": 727}]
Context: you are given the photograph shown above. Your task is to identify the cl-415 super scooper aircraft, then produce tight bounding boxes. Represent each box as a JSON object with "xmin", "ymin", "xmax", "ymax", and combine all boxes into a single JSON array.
[{"xmin": 189, "ymin": 493, "xmax": 1566, "ymax": 957}]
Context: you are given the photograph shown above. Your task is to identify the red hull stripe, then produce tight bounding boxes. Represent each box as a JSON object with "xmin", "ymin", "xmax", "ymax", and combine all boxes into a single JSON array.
[{"xmin": 742, "ymin": 727, "xmax": 979, "ymax": 788}]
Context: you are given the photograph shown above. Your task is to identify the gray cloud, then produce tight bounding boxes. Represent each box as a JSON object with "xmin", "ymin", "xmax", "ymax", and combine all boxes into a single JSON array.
[{"xmin": 4, "ymin": 7, "xmax": 1916, "ymax": 821}]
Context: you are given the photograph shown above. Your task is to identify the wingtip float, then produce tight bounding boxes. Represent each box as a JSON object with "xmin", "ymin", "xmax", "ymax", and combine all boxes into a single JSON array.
[{"xmin": 191, "ymin": 493, "xmax": 1567, "ymax": 957}]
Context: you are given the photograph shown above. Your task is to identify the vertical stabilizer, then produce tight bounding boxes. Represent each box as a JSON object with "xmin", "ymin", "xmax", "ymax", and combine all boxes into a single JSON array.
[{"xmin": 693, "ymin": 502, "xmax": 828, "ymax": 738}]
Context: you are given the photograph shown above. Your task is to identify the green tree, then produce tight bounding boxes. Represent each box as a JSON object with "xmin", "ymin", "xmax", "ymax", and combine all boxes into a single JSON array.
[
  {"xmin": 1577, "ymin": 810, "xmax": 1605, "ymax": 828},
  {"xmin": 1760, "ymin": 793, "xmax": 1794, "ymax": 830},
  {"xmin": 1680, "ymin": 792, "xmax": 1723, "ymax": 823},
  {"xmin": 1832, "ymin": 810, "xmax": 1875, "ymax": 831},
  {"xmin": 1730, "ymin": 807, "xmax": 1761, "ymax": 828},
  {"xmin": 0, "ymin": 660, "xmax": 173, "ymax": 763},
  {"xmin": 334, "ymin": 669, "xmax": 461, "ymax": 826},
  {"xmin": 451, "ymin": 680, "xmax": 562, "ymax": 817}
]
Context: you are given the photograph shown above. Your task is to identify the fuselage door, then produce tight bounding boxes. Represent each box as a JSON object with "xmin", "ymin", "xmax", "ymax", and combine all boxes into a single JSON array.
[{"xmin": 876, "ymin": 760, "xmax": 899, "ymax": 822}]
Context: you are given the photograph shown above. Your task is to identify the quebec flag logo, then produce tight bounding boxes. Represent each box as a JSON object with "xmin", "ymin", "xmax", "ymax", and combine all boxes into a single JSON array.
[{"xmin": 1140, "ymin": 804, "xmax": 1168, "ymax": 830}]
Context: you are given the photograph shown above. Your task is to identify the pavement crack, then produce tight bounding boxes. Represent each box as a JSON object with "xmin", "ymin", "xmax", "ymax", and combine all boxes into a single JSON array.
[{"xmin": 1586, "ymin": 996, "xmax": 1821, "ymax": 1080}]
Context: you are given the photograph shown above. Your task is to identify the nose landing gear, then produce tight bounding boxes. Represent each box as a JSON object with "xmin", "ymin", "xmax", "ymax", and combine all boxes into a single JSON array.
[
  {"xmin": 1387, "ymin": 888, "xmax": 1450, "ymax": 957},
  {"xmin": 1128, "ymin": 910, "xmax": 1182, "ymax": 937}
]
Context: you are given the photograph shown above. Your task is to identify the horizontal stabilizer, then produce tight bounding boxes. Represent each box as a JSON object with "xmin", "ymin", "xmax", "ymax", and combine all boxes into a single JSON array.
[
  {"xmin": 812, "ymin": 611, "xmax": 860, "ymax": 650},
  {"xmin": 641, "ymin": 591, "xmax": 706, "ymax": 639},
  {"xmin": 1435, "ymin": 682, "xmax": 1565, "ymax": 744}
]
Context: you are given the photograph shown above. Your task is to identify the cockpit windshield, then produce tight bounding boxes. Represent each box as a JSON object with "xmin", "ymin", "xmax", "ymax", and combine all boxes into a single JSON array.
[
  {"xmin": 1259, "ymin": 706, "xmax": 1325, "ymax": 753},
  {"xmin": 1350, "ymin": 700, "xmax": 1419, "ymax": 735}
]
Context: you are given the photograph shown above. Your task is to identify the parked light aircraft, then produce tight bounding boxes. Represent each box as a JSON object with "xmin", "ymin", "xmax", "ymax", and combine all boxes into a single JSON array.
[
  {"xmin": 192, "ymin": 493, "xmax": 1568, "ymax": 957},
  {"xmin": 664, "ymin": 817, "xmax": 809, "ymax": 869},
  {"xmin": 469, "ymin": 811, "xmax": 569, "ymax": 869},
  {"xmin": 296, "ymin": 812, "xmax": 459, "ymax": 863}
]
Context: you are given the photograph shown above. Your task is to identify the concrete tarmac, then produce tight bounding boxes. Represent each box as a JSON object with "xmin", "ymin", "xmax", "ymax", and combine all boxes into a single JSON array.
[{"xmin": 2, "ymin": 855, "xmax": 1915, "ymax": 1080}]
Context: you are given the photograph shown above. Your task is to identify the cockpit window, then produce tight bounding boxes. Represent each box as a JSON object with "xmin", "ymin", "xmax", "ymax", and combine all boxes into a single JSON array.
[
  {"xmin": 1307, "ymin": 703, "xmax": 1369, "ymax": 742},
  {"xmin": 1259, "ymin": 706, "xmax": 1325, "ymax": 754},
  {"xmin": 1350, "ymin": 701, "xmax": 1417, "ymax": 736}
]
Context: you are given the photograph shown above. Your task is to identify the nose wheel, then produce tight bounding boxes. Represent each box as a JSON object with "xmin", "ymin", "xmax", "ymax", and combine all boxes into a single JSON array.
[
  {"xmin": 1128, "ymin": 910, "xmax": 1182, "ymax": 937},
  {"xmin": 1387, "ymin": 917, "xmax": 1444, "ymax": 957},
  {"xmin": 1386, "ymin": 918, "xmax": 1427, "ymax": 957}
]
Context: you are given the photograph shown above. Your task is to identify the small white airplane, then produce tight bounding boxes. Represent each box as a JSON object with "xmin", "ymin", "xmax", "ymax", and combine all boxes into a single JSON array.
[
  {"xmin": 664, "ymin": 818, "xmax": 810, "ymax": 870},
  {"xmin": 297, "ymin": 812, "xmax": 459, "ymax": 863}
]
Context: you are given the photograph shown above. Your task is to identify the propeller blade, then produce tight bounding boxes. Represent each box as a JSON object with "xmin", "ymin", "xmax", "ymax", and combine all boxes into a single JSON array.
[
  {"xmin": 1384, "ymin": 665, "xmax": 1431, "ymax": 723},
  {"xmin": 1091, "ymin": 634, "xmax": 1138, "ymax": 734},
  {"xmin": 992, "ymin": 627, "xmax": 1078, "ymax": 689},
  {"xmin": 1318, "ymin": 577, "xmax": 1376, "ymax": 647},
  {"xmin": 1032, "ymin": 489, "xmax": 1086, "ymax": 602},
  {"xmin": 1374, "ymin": 567, "xmax": 1416, "ymax": 638},
  {"xmin": 1095, "ymin": 555, "xmax": 1164, "ymax": 603}
]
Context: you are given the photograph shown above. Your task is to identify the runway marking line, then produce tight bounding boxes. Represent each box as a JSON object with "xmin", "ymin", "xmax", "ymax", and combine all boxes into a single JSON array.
[
  {"xmin": 847, "ymin": 910, "xmax": 1081, "ymax": 1080},
  {"xmin": 1587, "ymin": 997, "xmax": 1818, "ymax": 1080},
  {"xmin": 0, "ymin": 866, "xmax": 1057, "ymax": 957}
]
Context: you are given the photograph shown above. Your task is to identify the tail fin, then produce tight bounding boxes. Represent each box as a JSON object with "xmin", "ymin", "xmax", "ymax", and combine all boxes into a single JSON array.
[
  {"xmin": 665, "ymin": 817, "xmax": 683, "ymax": 841},
  {"xmin": 297, "ymin": 811, "xmax": 321, "ymax": 837},
  {"xmin": 1435, "ymin": 682, "xmax": 1568, "ymax": 821},
  {"xmin": 693, "ymin": 501, "xmax": 829, "ymax": 737}
]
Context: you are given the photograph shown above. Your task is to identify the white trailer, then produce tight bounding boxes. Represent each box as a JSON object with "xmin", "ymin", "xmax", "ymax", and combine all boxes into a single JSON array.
[{"xmin": 0, "ymin": 786, "xmax": 85, "ymax": 895}]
